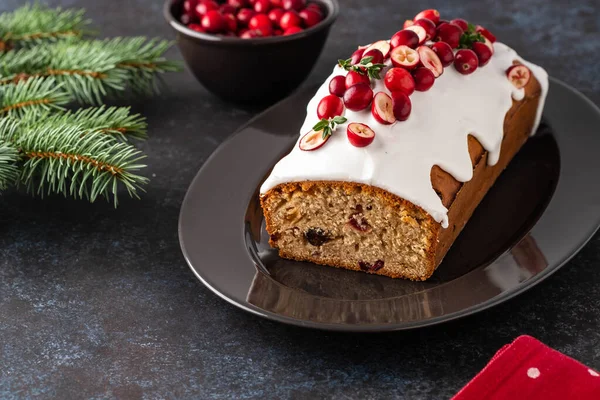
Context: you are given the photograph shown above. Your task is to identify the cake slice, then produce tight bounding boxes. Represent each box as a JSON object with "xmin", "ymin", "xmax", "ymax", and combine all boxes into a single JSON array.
[{"xmin": 260, "ymin": 13, "xmax": 548, "ymax": 281}]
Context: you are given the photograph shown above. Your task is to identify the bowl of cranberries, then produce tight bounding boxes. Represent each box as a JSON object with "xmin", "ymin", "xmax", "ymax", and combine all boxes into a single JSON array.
[{"xmin": 164, "ymin": 0, "xmax": 339, "ymax": 103}]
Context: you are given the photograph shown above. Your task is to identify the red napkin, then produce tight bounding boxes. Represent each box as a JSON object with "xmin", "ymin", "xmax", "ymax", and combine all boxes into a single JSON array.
[{"xmin": 452, "ymin": 335, "xmax": 600, "ymax": 400}]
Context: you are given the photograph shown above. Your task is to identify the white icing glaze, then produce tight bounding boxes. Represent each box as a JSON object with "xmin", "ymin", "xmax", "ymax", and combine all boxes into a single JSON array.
[{"xmin": 260, "ymin": 42, "xmax": 548, "ymax": 228}]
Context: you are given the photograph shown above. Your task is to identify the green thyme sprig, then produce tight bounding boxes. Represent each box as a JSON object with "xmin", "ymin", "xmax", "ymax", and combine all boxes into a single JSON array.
[
  {"xmin": 458, "ymin": 23, "xmax": 485, "ymax": 49},
  {"xmin": 338, "ymin": 56, "xmax": 387, "ymax": 80},
  {"xmin": 313, "ymin": 116, "xmax": 348, "ymax": 140}
]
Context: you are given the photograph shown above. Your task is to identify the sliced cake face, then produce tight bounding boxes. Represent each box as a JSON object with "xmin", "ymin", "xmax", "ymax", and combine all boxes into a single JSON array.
[
  {"xmin": 260, "ymin": 11, "xmax": 549, "ymax": 280},
  {"xmin": 261, "ymin": 182, "xmax": 439, "ymax": 280}
]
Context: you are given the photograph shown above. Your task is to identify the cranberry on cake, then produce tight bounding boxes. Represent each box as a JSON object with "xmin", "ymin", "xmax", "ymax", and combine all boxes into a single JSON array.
[{"xmin": 260, "ymin": 10, "xmax": 549, "ymax": 281}]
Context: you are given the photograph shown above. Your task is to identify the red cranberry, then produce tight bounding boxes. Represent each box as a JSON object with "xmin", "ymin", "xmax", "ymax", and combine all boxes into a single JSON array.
[
  {"xmin": 343, "ymin": 83, "xmax": 373, "ymax": 111},
  {"xmin": 255, "ymin": 25, "xmax": 273, "ymax": 36},
  {"xmin": 476, "ymin": 25, "xmax": 496, "ymax": 43},
  {"xmin": 350, "ymin": 48, "xmax": 365, "ymax": 65},
  {"xmin": 412, "ymin": 67, "xmax": 435, "ymax": 91},
  {"xmin": 430, "ymin": 41, "xmax": 454, "ymax": 67},
  {"xmin": 299, "ymin": 9, "xmax": 322, "ymax": 28},
  {"xmin": 254, "ymin": 0, "xmax": 271, "ymax": 13},
  {"xmin": 329, "ymin": 75, "xmax": 346, "ymax": 97},
  {"xmin": 414, "ymin": 9, "xmax": 440, "ymax": 25},
  {"xmin": 390, "ymin": 29, "xmax": 419, "ymax": 49},
  {"xmin": 270, "ymin": 0, "xmax": 283, "ymax": 6},
  {"xmin": 362, "ymin": 49, "xmax": 384, "ymax": 65},
  {"xmin": 391, "ymin": 91, "xmax": 411, "ymax": 121},
  {"xmin": 283, "ymin": 26, "xmax": 303, "ymax": 35},
  {"xmin": 188, "ymin": 23, "xmax": 205, "ymax": 32},
  {"xmin": 249, "ymin": 14, "xmax": 271, "ymax": 30},
  {"xmin": 450, "ymin": 18, "xmax": 468, "ymax": 31},
  {"xmin": 195, "ymin": 0, "xmax": 218, "ymax": 18},
  {"xmin": 306, "ymin": 3, "xmax": 322, "ymax": 13},
  {"xmin": 224, "ymin": 13, "xmax": 237, "ymax": 32},
  {"xmin": 436, "ymin": 23, "xmax": 463, "ymax": 48},
  {"xmin": 201, "ymin": 10, "xmax": 225, "ymax": 33},
  {"xmin": 282, "ymin": 0, "xmax": 305, "ymax": 11},
  {"xmin": 274, "ymin": 28, "xmax": 283, "ymax": 35},
  {"xmin": 413, "ymin": 18, "xmax": 436, "ymax": 40},
  {"xmin": 345, "ymin": 70, "xmax": 369, "ymax": 88},
  {"xmin": 180, "ymin": 13, "xmax": 196, "ymax": 25},
  {"xmin": 228, "ymin": 0, "xmax": 247, "ymax": 7},
  {"xmin": 220, "ymin": 4, "xmax": 236, "ymax": 15},
  {"xmin": 384, "ymin": 67, "xmax": 415, "ymax": 96},
  {"xmin": 472, "ymin": 42, "xmax": 492, "ymax": 66},
  {"xmin": 268, "ymin": 8, "xmax": 285, "ymax": 26},
  {"xmin": 454, "ymin": 49, "xmax": 479, "ymax": 75},
  {"xmin": 184, "ymin": 0, "xmax": 198, "ymax": 13},
  {"xmin": 236, "ymin": 9, "xmax": 255, "ymax": 27},
  {"xmin": 317, "ymin": 95, "xmax": 344, "ymax": 119},
  {"xmin": 240, "ymin": 29, "xmax": 261, "ymax": 38},
  {"xmin": 279, "ymin": 10, "xmax": 302, "ymax": 29}
]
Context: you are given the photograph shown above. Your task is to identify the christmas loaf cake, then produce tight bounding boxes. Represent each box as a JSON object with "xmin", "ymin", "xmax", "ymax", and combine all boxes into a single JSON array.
[{"xmin": 260, "ymin": 10, "xmax": 549, "ymax": 280}]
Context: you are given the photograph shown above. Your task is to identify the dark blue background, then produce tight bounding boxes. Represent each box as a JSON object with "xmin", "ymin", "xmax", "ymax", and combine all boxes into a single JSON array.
[{"xmin": 1, "ymin": 0, "xmax": 598, "ymax": 398}]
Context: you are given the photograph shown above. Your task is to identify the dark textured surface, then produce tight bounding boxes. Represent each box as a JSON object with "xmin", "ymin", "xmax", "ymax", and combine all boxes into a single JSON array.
[{"xmin": 1, "ymin": 0, "xmax": 599, "ymax": 399}]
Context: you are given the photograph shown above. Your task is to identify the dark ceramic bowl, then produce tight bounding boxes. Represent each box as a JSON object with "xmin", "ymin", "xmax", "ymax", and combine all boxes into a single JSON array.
[{"xmin": 163, "ymin": 0, "xmax": 339, "ymax": 104}]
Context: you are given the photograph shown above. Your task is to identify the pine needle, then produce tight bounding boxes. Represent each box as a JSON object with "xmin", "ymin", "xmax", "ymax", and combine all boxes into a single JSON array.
[
  {"xmin": 0, "ymin": 38, "xmax": 180, "ymax": 103},
  {"xmin": 42, "ymin": 106, "xmax": 148, "ymax": 141},
  {"xmin": 0, "ymin": 3, "xmax": 91, "ymax": 50},
  {"xmin": 0, "ymin": 77, "xmax": 70, "ymax": 119},
  {"xmin": 15, "ymin": 118, "xmax": 148, "ymax": 206},
  {"xmin": 0, "ymin": 138, "xmax": 18, "ymax": 190}
]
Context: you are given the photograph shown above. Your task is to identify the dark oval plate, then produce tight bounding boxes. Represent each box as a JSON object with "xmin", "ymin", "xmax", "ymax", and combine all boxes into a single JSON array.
[{"xmin": 179, "ymin": 78, "xmax": 600, "ymax": 332}]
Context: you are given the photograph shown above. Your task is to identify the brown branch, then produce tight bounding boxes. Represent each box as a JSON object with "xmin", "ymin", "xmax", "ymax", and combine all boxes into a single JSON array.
[
  {"xmin": 117, "ymin": 62, "xmax": 157, "ymax": 69},
  {"xmin": 5, "ymin": 30, "xmax": 79, "ymax": 42},
  {"xmin": 24, "ymin": 151, "xmax": 124, "ymax": 176},
  {"xmin": 0, "ymin": 69, "xmax": 107, "ymax": 85},
  {"xmin": 99, "ymin": 127, "xmax": 128, "ymax": 134},
  {"xmin": 0, "ymin": 98, "xmax": 50, "ymax": 114}
]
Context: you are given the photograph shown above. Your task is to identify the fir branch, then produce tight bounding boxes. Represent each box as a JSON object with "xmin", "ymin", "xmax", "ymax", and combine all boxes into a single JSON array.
[
  {"xmin": 0, "ymin": 38, "xmax": 180, "ymax": 103},
  {"xmin": 0, "ymin": 77, "xmax": 70, "ymax": 119},
  {"xmin": 15, "ymin": 121, "xmax": 148, "ymax": 205},
  {"xmin": 0, "ymin": 3, "xmax": 91, "ymax": 50},
  {"xmin": 0, "ymin": 139, "xmax": 19, "ymax": 190},
  {"xmin": 40, "ymin": 106, "xmax": 148, "ymax": 141}
]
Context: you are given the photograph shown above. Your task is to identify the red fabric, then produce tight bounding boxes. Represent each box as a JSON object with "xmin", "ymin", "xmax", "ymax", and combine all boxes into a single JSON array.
[{"xmin": 452, "ymin": 335, "xmax": 600, "ymax": 400}]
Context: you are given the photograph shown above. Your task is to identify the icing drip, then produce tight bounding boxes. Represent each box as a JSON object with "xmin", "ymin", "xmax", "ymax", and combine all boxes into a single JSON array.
[{"xmin": 260, "ymin": 42, "xmax": 549, "ymax": 228}]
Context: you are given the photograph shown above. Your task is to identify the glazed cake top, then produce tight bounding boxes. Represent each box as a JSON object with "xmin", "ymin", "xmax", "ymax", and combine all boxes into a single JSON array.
[{"xmin": 260, "ymin": 42, "xmax": 548, "ymax": 228}]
